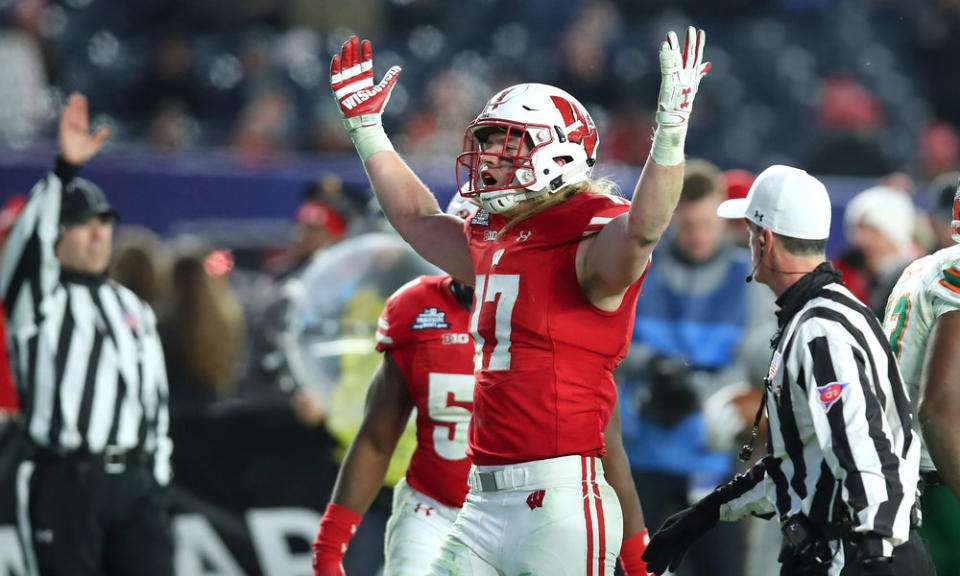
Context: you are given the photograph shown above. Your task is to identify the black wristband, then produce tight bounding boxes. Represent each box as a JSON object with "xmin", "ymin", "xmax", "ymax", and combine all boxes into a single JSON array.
[{"xmin": 54, "ymin": 155, "xmax": 81, "ymax": 185}]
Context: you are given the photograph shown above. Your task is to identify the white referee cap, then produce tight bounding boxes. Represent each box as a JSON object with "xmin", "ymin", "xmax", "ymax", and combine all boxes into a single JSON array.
[{"xmin": 717, "ymin": 165, "xmax": 832, "ymax": 240}]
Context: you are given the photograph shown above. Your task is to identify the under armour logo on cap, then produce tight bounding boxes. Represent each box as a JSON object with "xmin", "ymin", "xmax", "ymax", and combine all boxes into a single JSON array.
[{"xmin": 753, "ymin": 210, "xmax": 764, "ymax": 222}]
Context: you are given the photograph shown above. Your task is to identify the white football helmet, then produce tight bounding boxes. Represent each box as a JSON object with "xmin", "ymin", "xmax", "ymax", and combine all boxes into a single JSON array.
[{"xmin": 456, "ymin": 83, "xmax": 599, "ymax": 214}]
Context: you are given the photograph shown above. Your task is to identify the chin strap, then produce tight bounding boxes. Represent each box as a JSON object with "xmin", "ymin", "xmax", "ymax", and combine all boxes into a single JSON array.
[{"xmin": 481, "ymin": 186, "xmax": 546, "ymax": 214}]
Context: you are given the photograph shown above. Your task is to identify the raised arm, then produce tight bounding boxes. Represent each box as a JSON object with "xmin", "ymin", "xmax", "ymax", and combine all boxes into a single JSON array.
[
  {"xmin": 578, "ymin": 28, "xmax": 709, "ymax": 308},
  {"xmin": 1, "ymin": 94, "xmax": 108, "ymax": 315},
  {"xmin": 311, "ymin": 354, "xmax": 414, "ymax": 576},
  {"xmin": 330, "ymin": 36, "xmax": 473, "ymax": 284}
]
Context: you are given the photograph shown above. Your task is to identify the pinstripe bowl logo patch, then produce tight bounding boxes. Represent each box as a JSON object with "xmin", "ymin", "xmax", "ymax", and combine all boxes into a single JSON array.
[
  {"xmin": 410, "ymin": 307, "xmax": 450, "ymax": 330},
  {"xmin": 817, "ymin": 381, "xmax": 848, "ymax": 411}
]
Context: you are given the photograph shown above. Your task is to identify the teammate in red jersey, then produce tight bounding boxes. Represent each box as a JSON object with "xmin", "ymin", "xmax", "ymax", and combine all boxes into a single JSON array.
[
  {"xmin": 312, "ymin": 272, "xmax": 476, "ymax": 576},
  {"xmin": 313, "ymin": 195, "xmax": 480, "ymax": 575},
  {"xmin": 319, "ymin": 26, "xmax": 709, "ymax": 575},
  {"xmin": 0, "ymin": 195, "xmax": 25, "ymax": 413}
]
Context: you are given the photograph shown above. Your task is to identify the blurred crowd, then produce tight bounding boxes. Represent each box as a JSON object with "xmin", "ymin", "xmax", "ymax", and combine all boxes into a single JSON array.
[
  {"xmin": 1, "ymin": 157, "xmax": 952, "ymax": 446},
  {"xmin": 0, "ymin": 0, "xmax": 958, "ymax": 177}
]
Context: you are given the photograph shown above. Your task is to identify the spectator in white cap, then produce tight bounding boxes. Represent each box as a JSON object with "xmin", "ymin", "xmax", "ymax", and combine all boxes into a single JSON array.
[{"xmin": 844, "ymin": 186, "xmax": 919, "ymax": 316}]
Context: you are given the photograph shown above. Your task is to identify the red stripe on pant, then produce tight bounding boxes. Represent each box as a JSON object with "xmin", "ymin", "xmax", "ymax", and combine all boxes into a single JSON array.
[
  {"xmin": 591, "ymin": 457, "xmax": 606, "ymax": 576},
  {"xmin": 582, "ymin": 456, "xmax": 594, "ymax": 576}
]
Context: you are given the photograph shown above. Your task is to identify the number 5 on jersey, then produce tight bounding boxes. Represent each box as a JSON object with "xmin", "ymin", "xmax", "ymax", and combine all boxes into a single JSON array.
[
  {"xmin": 428, "ymin": 373, "xmax": 474, "ymax": 460},
  {"xmin": 470, "ymin": 274, "xmax": 520, "ymax": 371}
]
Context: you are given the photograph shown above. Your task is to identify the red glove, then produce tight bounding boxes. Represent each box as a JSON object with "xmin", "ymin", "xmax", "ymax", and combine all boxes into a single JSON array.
[
  {"xmin": 620, "ymin": 528, "xmax": 651, "ymax": 576},
  {"xmin": 312, "ymin": 503, "xmax": 362, "ymax": 576},
  {"xmin": 330, "ymin": 35, "xmax": 402, "ymax": 130}
]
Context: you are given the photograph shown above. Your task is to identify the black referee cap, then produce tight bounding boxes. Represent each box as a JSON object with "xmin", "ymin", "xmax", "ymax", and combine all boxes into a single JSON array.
[{"xmin": 60, "ymin": 177, "xmax": 119, "ymax": 225}]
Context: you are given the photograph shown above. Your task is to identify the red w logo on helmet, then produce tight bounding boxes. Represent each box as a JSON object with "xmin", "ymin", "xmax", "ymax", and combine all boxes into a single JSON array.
[
  {"xmin": 550, "ymin": 96, "xmax": 598, "ymax": 158},
  {"xmin": 484, "ymin": 87, "xmax": 517, "ymax": 116}
]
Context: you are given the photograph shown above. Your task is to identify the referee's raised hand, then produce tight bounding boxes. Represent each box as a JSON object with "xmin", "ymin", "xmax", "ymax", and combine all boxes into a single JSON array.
[{"xmin": 58, "ymin": 92, "xmax": 110, "ymax": 165}]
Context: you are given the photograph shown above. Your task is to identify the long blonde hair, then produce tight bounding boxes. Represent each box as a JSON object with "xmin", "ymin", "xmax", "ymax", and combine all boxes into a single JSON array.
[
  {"xmin": 497, "ymin": 177, "xmax": 622, "ymax": 239},
  {"xmin": 167, "ymin": 252, "xmax": 246, "ymax": 395},
  {"xmin": 110, "ymin": 226, "xmax": 172, "ymax": 305}
]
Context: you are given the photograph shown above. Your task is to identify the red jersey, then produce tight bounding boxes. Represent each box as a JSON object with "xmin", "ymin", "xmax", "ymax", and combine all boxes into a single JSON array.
[
  {"xmin": 375, "ymin": 275, "xmax": 475, "ymax": 507},
  {"xmin": 0, "ymin": 301, "xmax": 17, "ymax": 412},
  {"xmin": 465, "ymin": 192, "xmax": 646, "ymax": 465}
]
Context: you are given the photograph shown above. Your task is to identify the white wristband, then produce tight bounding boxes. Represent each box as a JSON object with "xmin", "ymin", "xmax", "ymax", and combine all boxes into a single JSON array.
[
  {"xmin": 650, "ymin": 124, "xmax": 687, "ymax": 167},
  {"xmin": 347, "ymin": 123, "xmax": 395, "ymax": 164}
]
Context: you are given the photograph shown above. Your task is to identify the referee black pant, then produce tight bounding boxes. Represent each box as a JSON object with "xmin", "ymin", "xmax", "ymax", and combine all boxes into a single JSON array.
[
  {"xmin": 780, "ymin": 528, "xmax": 936, "ymax": 576},
  {"xmin": 15, "ymin": 451, "xmax": 173, "ymax": 576}
]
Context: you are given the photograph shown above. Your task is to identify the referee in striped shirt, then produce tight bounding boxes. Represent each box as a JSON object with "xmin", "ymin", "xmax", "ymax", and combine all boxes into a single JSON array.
[
  {"xmin": 1, "ymin": 94, "xmax": 173, "ymax": 576},
  {"xmin": 643, "ymin": 165, "xmax": 934, "ymax": 576}
]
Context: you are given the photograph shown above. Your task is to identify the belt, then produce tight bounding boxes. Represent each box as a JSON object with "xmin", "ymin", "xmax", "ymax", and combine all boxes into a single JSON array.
[
  {"xmin": 473, "ymin": 470, "xmax": 508, "ymax": 492},
  {"xmin": 467, "ymin": 455, "xmax": 603, "ymax": 493},
  {"xmin": 792, "ymin": 504, "xmax": 922, "ymax": 546},
  {"xmin": 33, "ymin": 445, "xmax": 152, "ymax": 474}
]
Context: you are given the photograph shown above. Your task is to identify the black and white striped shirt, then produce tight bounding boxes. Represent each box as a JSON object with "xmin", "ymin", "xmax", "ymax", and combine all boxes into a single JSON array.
[
  {"xmin": 0, "ymin": 166, "xmax": 171, "ymax": 485},
  {"xmin": 718, "ymin": 274, "xmax": 919, "ymax": 567}
]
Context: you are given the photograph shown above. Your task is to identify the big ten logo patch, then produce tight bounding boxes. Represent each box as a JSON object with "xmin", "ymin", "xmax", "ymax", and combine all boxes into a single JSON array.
[{"xmin": 442, "ymin": 333, "xmax": 470, "ymax": 345}]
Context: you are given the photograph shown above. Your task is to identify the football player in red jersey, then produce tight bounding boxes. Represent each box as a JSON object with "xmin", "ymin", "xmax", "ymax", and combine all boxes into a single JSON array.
[
  {"xmin": 320, "ymin": 26, "xmax": 709, "ymax": 576},
  {"xmin": 312, "ymin": 199, "xmax": 479, "ymax": 576}
]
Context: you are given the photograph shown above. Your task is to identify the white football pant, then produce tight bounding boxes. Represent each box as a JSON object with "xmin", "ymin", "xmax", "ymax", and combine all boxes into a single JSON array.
[
  {"xmin": 383, "ymin": 478, "xmax": 461, "ymax": 576},
  {"xmin": 428, "ymin": 455, "xmax": 623, "ymax": 576}
]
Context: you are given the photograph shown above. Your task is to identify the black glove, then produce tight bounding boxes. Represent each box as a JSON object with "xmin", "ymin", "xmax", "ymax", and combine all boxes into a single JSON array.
[
  {"xmin": 642, "ymin": 491, "xmax": 722, "ymax": 575},
  {"xmin": 856, "ymin": 536, "xmax": 894, "ymax": 576}
]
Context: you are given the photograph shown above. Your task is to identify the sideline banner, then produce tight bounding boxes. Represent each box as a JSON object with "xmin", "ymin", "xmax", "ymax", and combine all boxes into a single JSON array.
[{"xmin": 0, "ymin": 404, "xmax": 390, "ymax": 576}]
